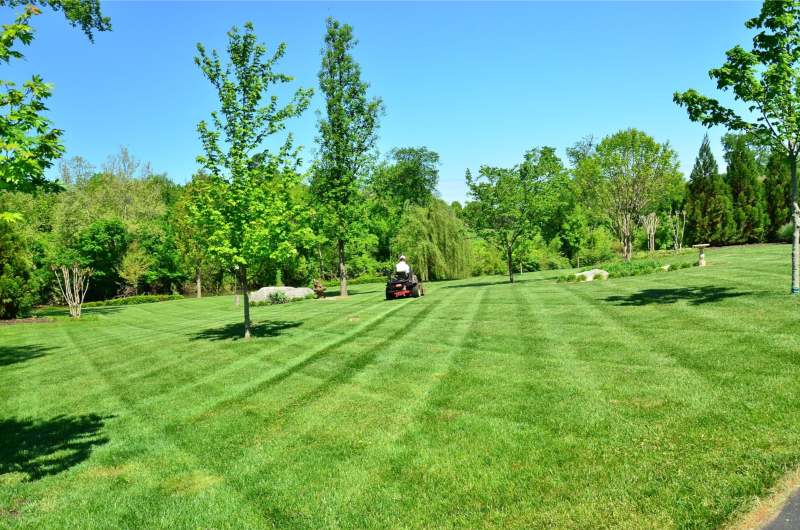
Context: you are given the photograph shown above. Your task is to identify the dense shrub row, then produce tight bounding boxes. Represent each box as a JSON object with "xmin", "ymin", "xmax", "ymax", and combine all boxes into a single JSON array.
[
  {"xmin": 82, "ymin": 294, "xmax": 184, "ymax": 308},
  {"xmin": 557, "ymin": 260, "xmax": 695, "ymax": 283}
]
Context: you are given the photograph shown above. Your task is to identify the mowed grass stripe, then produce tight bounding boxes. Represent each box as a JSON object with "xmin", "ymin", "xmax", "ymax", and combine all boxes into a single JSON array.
[{"xmin": 165, "ymin": 285, "xmax": 479, "ymax": 528}]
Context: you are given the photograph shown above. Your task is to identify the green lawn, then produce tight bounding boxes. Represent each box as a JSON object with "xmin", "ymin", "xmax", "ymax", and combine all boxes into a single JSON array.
[{"xmin": 2, "ymin": 245, "xmax": 800, "ymax": 529}]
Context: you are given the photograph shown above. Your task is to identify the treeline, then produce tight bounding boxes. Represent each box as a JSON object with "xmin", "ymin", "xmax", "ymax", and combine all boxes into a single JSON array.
[{"xmin": 4, "ymin": 128, "xmax": 782, "ymax": 318}]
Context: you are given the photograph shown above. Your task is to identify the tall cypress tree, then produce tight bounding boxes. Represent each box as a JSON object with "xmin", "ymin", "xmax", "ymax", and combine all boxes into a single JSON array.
[
  {"xmin": 764, "ymin": 149, "xmax": 792, "ymax": 241},
  {"xmin": 686, "ymin": 135, "xmax": 735, "ymax": 246},
  {"xmin": 725, "ymin": 135, "xmax": 768, "ymax": 244}
]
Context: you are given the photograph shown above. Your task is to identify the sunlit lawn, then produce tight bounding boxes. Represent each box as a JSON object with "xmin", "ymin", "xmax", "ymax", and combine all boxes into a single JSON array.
[{"xmin": 1, "ymin": 244, "xmax": 799, "ymax": 528}]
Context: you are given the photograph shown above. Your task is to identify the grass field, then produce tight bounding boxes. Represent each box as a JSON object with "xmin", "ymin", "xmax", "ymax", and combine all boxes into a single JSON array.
[{"xmin": 2, "ymin": 244, "xmax": 800, "ymax": 529}]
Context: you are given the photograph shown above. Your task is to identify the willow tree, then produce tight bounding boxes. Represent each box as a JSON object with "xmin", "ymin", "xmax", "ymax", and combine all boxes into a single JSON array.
[
  {"xmin": 674, "ymin": 0, "xmax": 800, "ymax": 293},
  {"xmin": 394, "ymin": 199, "xmax": 473, "ymax": 281},
  {"xmin": 312, "ymin": 18, "xmax": 384, "ymax": 297},
  {"xmin": 192, "ymin": 22, "xmax": 313, "ymax": 338}
]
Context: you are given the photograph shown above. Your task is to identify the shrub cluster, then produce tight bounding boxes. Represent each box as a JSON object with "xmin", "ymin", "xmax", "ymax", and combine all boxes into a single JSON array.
[
  {"xmin": 557, "ymin": 260, "xmax": 694, "ymax": 283},
  {"xmin": 250, "ymin": 293, "xmax": 316, "ymax": 307},
  {"xmin": 82, "ymin": 294, "xmax": 184, "ymax": 308}
]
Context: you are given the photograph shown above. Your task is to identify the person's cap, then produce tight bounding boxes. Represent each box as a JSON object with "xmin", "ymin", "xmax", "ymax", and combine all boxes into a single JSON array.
[{"xmin": 400, "ymin": 255, "xmax": 406, "ymax": 260}]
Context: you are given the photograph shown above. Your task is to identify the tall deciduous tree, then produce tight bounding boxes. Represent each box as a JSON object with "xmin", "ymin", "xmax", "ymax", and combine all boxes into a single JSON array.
[
  {"xmin": 674, "ymin": 0, "xmax": 800, "ymax": 293},
  {"xmin": 764, "ymin": 149, "xmax": 792, "ymax": 241},
  {"xmin": 685, "ymin": 135, "xmax": 735, "ymax": 246},
  {"xmin": 724, "ymin": 135, "xmax": 768, "ymax": 243},
  {"xmin": 574, "ymin": 129, "xmax": 681, "ymax": 261},
  {"xmin": 382, "ymin": 147, "xmax": 441, "ymax": 206},
  {"xmin": 312, "ymin": 17, "xmax": 384, "ymax": 297},
  {"xmin": 465, "ymin": 147, "xmax": 561, "ymax": 283},
  {"xmin": 192, "ymin": 22, "xmax": 313, "ymax": 339}
]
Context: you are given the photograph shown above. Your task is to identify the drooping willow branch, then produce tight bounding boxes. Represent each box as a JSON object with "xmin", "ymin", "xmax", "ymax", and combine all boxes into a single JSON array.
[{"xmin": 53, "ymin": 264, "xmax": 94, "ymax": 318}]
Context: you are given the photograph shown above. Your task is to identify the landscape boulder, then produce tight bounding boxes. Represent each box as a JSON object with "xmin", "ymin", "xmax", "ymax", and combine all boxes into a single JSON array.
[
  {"xmin": 575, "ymin": 269, "xmax": 608, "ymax": 281},
  {"xmin": 250, "ymin": 286, "xmax": 314, "ymax": 303}
]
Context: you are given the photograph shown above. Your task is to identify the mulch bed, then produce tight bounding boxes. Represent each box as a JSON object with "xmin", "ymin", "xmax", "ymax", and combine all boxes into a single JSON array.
[{"xmin": 0, "ymin": 317, "xmax": 53, "ymax": 326}]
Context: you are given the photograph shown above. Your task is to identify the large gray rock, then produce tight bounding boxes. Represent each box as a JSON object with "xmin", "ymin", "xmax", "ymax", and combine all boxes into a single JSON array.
[
  {"xmin": 250, "ymin": 286, "xmax": 314, "ymax": 302},
  {"xmin": 575, "ymin": 269, "xmax": 608, "ymax": 281}
]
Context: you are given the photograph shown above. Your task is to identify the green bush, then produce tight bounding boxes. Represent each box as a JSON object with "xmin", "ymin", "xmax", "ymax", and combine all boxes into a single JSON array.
[
  {"xmin": 556, "ymin": 273, "xmax": 578, "ymax": 284},
  {"xmin": 82, "ymin": 294, "xmax": 183, "ymax": 308},
  {"xmin": 778, "ymin": 221, "xmax": 793, "ymax": 243},
  {"xmin": 250, "ymin": 293, "xmax": 316, "ymax": 307},
  {"xmin": 268, "ymin": 291, "xmax": 291, "ymax": 305},
  {"xmin": 0, "ymin": 222, "xmax": 39, "ymax": 319}
]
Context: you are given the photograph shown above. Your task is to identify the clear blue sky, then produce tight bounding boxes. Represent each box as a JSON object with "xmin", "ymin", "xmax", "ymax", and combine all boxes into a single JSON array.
[{"xmin": 7, "ymin": 1, "xmax": 759, "ymax": 203}]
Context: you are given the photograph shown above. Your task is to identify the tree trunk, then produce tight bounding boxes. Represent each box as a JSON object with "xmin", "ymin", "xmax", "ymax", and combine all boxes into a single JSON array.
[
  {"xmin": 622, "ymin": 231, "xmax": 632, "ymax": 262},
  {"xmin": 338, "ymin": 239, "xmax": 347, "ymax": 297},
  {"xmin": 792, "ymin": 157, "xmax": 799, "ymax": 294},
  {"xmin": 195, "ymin": 267, "xmax": 202, "ymax": 298},
  {"xmin": 317, "ymin": 242, "xmax": 325, "ymax": 281},
  {"xmin": 242, "ymin": 266, "xmax": 251, "ymax": 339},
  {"xmin": 507, "ymin": 248, "xmax": 515, "ymax": 284}
]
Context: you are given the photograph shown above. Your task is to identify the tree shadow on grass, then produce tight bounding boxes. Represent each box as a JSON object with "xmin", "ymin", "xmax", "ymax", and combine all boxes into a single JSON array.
[
  {"xmin": 0, "ymin": 345, "xmax": 55, "ymax": 368},
  {"xmin": 441, "ymin": 277, "xmax": 541, "ymax": 289},
  {"xmin": 0, "ymin": 414, "xmax": 110, "ymax": 481},
  {"xmin": 189, "ymin": 320, "xmax": 302, "ymax": 341},
  {"xmin": 603, "ymin": 287, "xmax": 749, "ymax": 306}
]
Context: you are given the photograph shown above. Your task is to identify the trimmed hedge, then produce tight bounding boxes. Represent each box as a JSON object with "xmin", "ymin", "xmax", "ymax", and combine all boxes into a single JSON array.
[
  {"xmin": 314, "ymin": 275, "xmax": 386, "ymax": 289},
  {"xmin": 83, "ymin": 294, "xmax": 184, "ymax": 308}
]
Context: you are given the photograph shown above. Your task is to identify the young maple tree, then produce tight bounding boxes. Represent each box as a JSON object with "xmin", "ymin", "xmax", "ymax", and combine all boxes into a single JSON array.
[{"xmin": 192, "ymin": 22, "xmax": 313, "ymax": 338}]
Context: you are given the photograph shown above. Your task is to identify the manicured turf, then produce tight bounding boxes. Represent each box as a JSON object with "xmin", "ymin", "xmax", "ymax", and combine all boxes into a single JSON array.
[{"xmin": 2, "ymin": 245, "xmax": 800, "ymax": 529}]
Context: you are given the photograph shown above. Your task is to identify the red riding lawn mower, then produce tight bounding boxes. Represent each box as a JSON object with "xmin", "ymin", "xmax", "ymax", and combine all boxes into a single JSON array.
[{"xmin": 386, "ymin": 269, "xmax": 425, "ymax": 300}]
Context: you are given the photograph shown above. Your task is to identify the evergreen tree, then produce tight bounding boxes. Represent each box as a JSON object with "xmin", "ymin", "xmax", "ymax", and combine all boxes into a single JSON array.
[
  {"xmin": 685, "ymin": 135, "xmax": 735, "ymax": 246},
  {"xmin": 764, "ymin": 149, "xmax": 792, "ymax": 241},
  {"xmin": 725, "ymin": 135, "xmax": 768, "ymax": 244}
]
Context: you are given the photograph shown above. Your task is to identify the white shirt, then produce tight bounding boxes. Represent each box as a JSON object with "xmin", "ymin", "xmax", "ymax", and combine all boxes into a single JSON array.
[{"xmin": 396, "ymin": 261, "xmax": 410, "ymax": 273}]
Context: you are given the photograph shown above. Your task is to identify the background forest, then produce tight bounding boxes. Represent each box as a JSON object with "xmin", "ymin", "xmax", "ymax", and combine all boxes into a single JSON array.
[{"xmin": 1, "ymin": 128, "xmax": 790, "ymax": 318}]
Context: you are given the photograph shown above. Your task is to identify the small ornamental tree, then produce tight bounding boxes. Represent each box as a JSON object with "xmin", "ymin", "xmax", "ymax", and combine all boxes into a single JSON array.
[
  {"xmin": 466, "ymin": 147, "xmax": 561, "ymax": 283},
  {"xmin": 192, "ymin": 22, "xmax": 313, "ymax": 339},
  {"xmin": 312, "ymin": 18, "xmax": 384, "ymax": 297},
  {"xmin": 116, "ymin": 241, "xmax": 154, "ymax": 296},
  {"xmin": 674, "ymin": 0, "xmax": 800, "ymax": 292},
  {"xmin": 53, "ymin": 263, "xmax": 92, "ymax": 318}
]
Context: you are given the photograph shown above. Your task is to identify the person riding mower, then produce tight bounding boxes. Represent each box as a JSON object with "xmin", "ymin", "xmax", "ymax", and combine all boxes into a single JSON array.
[{"xmin": 386, "ymin": 256, "xmax": 425, "ymax": 300}]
